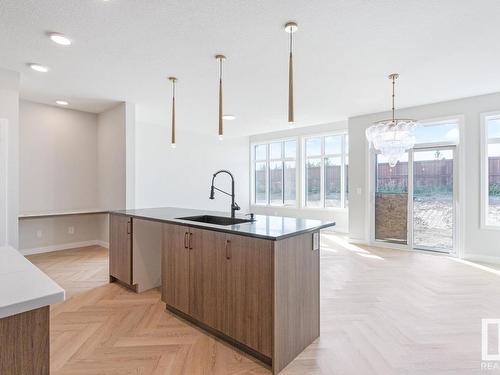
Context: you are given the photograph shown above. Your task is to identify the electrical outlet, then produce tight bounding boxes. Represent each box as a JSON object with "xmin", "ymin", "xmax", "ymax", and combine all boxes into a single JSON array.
[
  {"xmin": 68, "ymin": 226, "xmax": 75, "ymax": 235},
  {"xmin": 36, "ymin": 230, "xmax": 42, "ymax": 238}
]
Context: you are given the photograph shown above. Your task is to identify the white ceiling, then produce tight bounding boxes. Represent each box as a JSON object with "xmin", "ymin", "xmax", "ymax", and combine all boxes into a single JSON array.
[{"xmin": 1, "ymin": 0, "xmax": 500, "ymax": 136}]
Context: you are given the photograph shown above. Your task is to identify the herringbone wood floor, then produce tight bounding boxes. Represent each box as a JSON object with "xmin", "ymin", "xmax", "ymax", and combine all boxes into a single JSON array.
[
  {"xmin": 28, "ymin": 236, "xmax": 500, "ymax": 374},
  {"xmin": 28, "ymin": 245, "xmax": 109, "ymax": 299}
]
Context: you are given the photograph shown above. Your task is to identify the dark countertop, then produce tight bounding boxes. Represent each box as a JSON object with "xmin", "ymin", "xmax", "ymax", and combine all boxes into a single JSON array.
[{"xmin": 111, "ymin": 207, "xmax": 336, "ymax": 241}]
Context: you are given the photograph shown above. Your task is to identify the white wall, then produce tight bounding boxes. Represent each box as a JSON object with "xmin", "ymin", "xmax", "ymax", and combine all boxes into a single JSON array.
[
  {"xmin": 0, "ymin": 120, "xmax": 8, "ymax": 248},
  {"xmin": 19, "ymin": 214, "xmax": 107, "ymax": 255},
  {"xmin": 0, "ymin": 68, "xmax": 19, "ymax": 249},
  {"xmin": 348, "ymin": 92, "xmax": 500, "ymax": 260},
  {"xmin": 135, "ymin": 124, "xmax": 249, "ymax": 214},
  {"xmin": 249, "ymin": 121, "xmax": 349, "ymax": 232},
  {"xmin": 18, "ymin": 101, "xmax": 101, "ymax": 251},
  {"xmin": 19, "ymin": 100, "xmax": 98, "ymax": 213},
  {"xmin": 18, "ymin": 101, "xmax": 133, "ymax": 252}
]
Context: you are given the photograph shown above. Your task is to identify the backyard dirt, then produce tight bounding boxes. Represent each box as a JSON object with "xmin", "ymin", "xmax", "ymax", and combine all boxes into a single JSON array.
[
  {"xmin": 413, "ymin": 196, "xmax": 453, "ymax": 250},
  {"xmin": 414, "ymin": 196, "xmax": 500, "ymax": 249}
]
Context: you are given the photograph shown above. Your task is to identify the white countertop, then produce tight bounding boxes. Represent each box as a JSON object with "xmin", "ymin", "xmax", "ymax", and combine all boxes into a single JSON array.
[
  {"xmin": 0, "ymin": 246, "xmax": 65, "ymax": 319},
  {"xmin": 18, "ymin": 208, "xmax": 109, "ymax": 219}
]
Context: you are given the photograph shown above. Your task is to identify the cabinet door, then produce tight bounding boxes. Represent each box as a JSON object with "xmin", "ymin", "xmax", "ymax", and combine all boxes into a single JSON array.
[
  {"xmin": 223, "ymin": 234, "xmax": 273, "ymax": 357},
  {"xmin": 109, "ymin": 214, "xmax": 132, "ymax": 285},
  {"xmin": 162, "ymin": 223, "xmax": 190, "ymax": 313},
  {"xmin": 188, "ymin": 227, "xmax": 226, "ymax": 330}
]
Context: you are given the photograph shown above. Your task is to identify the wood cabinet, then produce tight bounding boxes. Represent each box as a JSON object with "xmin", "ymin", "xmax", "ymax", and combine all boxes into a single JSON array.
[
  {"xmin": 160, "ymin": 222, "xmax": 321, "ymax": 374},
  {"xmin": 109, "ymin": 214, "xmax": 132, "ymax": 285},
  {"xmin": 161, "ymin": 224, "xmax": 273, "ymax": 358},
  {"xmin": 162, "ymin": 224, "xmax": 190, "ymax": 313},
  {"xmin": 188, "ymin": 227, "xmax": 226, "ymax": 330},
  {"xmin": 0, "ymin": 306, "xmax": 49, "ymax": 375},
  {"xmin": 222, "ymin": 234, "xmax": 273, "ymax": 357}
]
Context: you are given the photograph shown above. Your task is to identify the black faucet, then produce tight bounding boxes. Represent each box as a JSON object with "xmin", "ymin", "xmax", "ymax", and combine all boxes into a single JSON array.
[{"xmin": 209, "ymin": 170, "xmax": 240, "ymax": 218}]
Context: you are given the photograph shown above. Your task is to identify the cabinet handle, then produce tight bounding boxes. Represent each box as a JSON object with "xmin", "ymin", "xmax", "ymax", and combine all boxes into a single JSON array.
[
  {"xmin": 189, "ymin": 232, "xmax": 193, "ymax": 250},
  {"xmin": 127, "ymin": 220, "xmax": 131, "ymax": 235},
  {"xmin": 184, "ymin": 232, "xmax": 189, "ymax": 249},
  {"xmin": 225, "ymin": 239, "xmax": 231, "ymax": 260}
]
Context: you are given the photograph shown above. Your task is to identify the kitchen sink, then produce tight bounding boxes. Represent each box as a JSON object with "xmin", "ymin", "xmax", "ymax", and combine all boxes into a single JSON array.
[{"xmin": 176, "ymin": 215, "xmax": 253, "ymax": 226}]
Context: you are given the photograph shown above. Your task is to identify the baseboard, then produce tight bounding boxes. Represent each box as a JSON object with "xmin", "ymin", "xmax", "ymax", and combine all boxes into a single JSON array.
[
  {"xmin": 21, "ymin": 240, "xmax": 108, "ymax": 256},
  {"xmin": 0, "ymin": 245, "xmax": 18, "ymax": 253},
  {"xmin": 463, "ymin": 254, "xmax": 500, "ymax": 265},
  {"xmin": 323, "ymin": 227, "xmax": 349, "ymax": 235},
  {"xmin": 347, "ymin": 238, "xmax": 368, "ymax": 245},
  {"xmin": 96, "ymin": 240, "xmax": 109, "ymax": 249}
]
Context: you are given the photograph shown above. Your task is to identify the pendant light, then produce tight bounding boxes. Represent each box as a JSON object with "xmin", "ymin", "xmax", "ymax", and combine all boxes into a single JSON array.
[
  {"xmin": 365, "ymin": 73, "xmax": 419, "ymax": 167},
  {"xmin": 168, "ymin": 77, "xmax": 177, "ymax": 148},
  {"xmin": 285, "ymin": 21, "xmax": 298, "ymax": 125},
  {"xmin": 215, "ymin": 54, "xmax": 226, "ymax": 140}
]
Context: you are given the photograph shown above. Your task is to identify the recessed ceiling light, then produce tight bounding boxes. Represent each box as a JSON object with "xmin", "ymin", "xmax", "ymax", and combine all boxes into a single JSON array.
[
  {"xmin": 28, "ymin": 63, "xmax": 49, "ymax": 73},
  {"xmin": 223, "ymin": 114, "xmax": 236, "ymax": 120},
  {"xmin": 55, "ymin": 100, "xmax": 69, "ymax": 106},
  {"xmin": 48, "ymin": 32, "xmax": 72, "ymax": 46}
]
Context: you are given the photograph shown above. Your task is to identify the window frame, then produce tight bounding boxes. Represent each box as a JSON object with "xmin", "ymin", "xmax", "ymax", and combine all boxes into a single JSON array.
[
  {"xmin": 302, "ymin": 131, "xmax": 349, "ymax": 210},
  {"xmin": 481, "ymin": 111, "xmax": 500, "ymax": 230},
  {"xmin": 250, "ymin": 137, "xmax": 299, "ymax": 207}
]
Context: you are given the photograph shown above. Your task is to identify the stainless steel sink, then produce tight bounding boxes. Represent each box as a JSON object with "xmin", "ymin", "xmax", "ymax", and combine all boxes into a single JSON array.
[{"xmin": 176, "ymin": 215, "xmax": 252, "ymax": 226}]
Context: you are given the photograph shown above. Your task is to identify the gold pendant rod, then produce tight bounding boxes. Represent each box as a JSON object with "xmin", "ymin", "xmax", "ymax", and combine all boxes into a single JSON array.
[
  {"xmin": 168, "ymin": 77, "xmax": 177, "ymax": 147},
  {"xmin": 219, "ymin": 78, "xmax": 223, "ymax": 137},
  {"xmin": 285, "ymin": 22, "xmax": 298, "ymax": 124},
  {"xmin": 215, "ymin": 55, "xmax": 226, "ymax": 139},
  {"xmin": 288, "ymin": 45, "xmax": 294, "ymax": 123}
]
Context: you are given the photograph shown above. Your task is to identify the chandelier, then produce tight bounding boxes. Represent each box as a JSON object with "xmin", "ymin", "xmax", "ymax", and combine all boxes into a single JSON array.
[{"xmin": 365, "ymin": 73, "xmax": 418, "ymax": 167}]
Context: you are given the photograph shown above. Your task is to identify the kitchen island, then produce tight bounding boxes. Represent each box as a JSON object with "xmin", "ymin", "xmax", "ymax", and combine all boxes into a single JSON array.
[
  {"xmin": 0, "ymin": 246, "xmax": 65, "ymax": 375},
  {"xmin": 108, "ymin": 207, "xmax": 335, "ymax": 374}
]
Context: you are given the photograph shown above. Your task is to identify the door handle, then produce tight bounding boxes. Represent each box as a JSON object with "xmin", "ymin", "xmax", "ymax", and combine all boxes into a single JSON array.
[
  {"xmin": 184, "ymin": 232, "xmax": 188, "ymax": 249},
  {"xmin": 189, "ymin": 232, "xmax": 193, "ymax": 250},
  {"xmin": 225, "ymin": 239, "xmax": 231, "ymax": 260}
]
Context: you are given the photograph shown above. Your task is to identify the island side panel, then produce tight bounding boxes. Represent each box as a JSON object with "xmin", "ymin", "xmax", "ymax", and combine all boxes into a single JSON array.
[
  {"xmin": 0, "ymin": 306, "xmax": 49, "ymax": 375},
  {"xmin": 273, "ymin": 231, "xmax": 320, "ymax": 374},
  {"xmin": 132, "ymin": 218, "xmax": 162, "ymax": 293}
]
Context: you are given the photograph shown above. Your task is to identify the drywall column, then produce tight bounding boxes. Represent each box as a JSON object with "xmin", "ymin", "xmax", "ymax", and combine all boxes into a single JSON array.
[
  {"xmin": 125, "ymin": 103, "xmax": 135, "ymax": 209},
  {"xmin": 97, "ymin": 102, "xmax": 135, "ymax": 244},
  {"xmin": 97, "ymin": 102, "xmax": 135, "ymax": 210},
  {"xmin": 0, "ymin": 69, "xmax": 19, "ymax": 249}
]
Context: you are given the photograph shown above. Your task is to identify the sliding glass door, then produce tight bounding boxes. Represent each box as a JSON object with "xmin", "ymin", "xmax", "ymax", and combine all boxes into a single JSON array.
[{"xmin": 373, "ymin": 147, "xmax": 456, "ymax": 253}]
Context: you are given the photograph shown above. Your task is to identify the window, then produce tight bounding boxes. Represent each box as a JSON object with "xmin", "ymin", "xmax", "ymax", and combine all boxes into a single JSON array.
[
  {"xmin": 484, "ymin": 114, "xmax": 500, "ymax": 227},
  {"xmin": 304, "ymin": 133, "xmax": 348, "ymax": 208},
  {"xmin": 252, "ymin": 140, "xmax": 297, "ymax": 205},
  {"xmin": 414, "ymin": 120, "xmax": 459, "ymax": 145}
]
